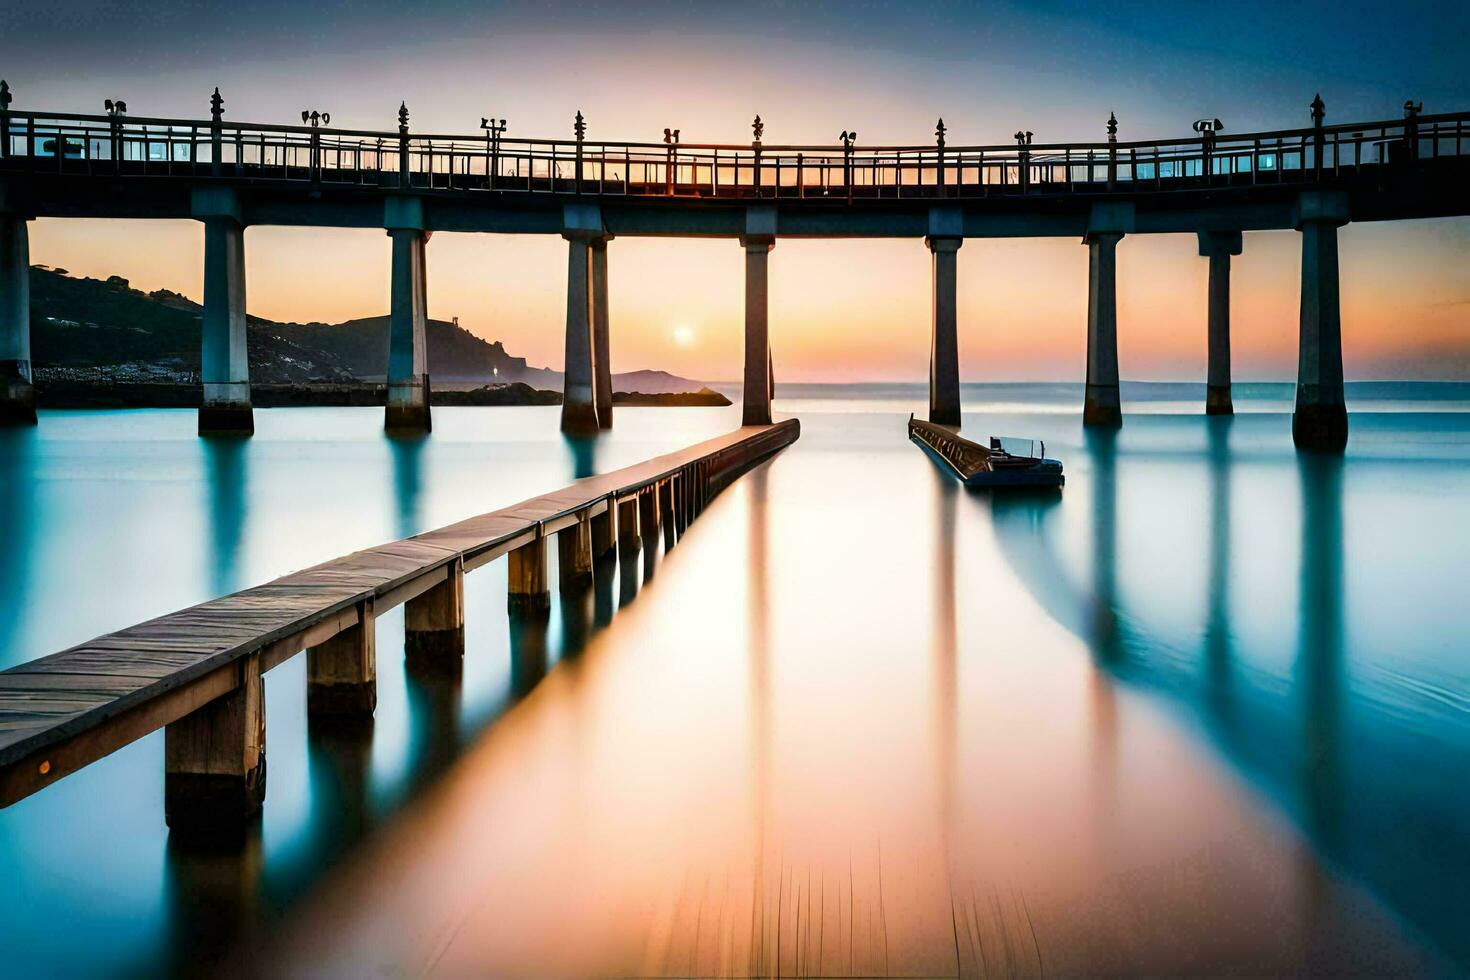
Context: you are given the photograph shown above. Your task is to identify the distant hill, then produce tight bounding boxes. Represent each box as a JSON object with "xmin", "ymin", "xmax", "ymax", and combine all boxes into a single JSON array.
[{"xmin": 26, "ymin": 266, "xmax": 708, "ymax": 392}]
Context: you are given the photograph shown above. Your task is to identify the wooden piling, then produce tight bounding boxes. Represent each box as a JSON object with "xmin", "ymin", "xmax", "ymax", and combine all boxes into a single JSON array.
[
  {"xmin": 164, "ymin": 652, "xmax": 266, "ymax": 835},
  {"xmin": 591, "ymin": 500, "xmax": 616, "ymax": 561},
  {"xmin": 405, "ymin": 557, "xmax": 464, "ymax": 667},
  {"xmin": 307, "ymin": 597, "xmax": 377, "ymax": 717},
  {"xmin": 558, "ymin": 512, "xmax": 594, "ymax": 587},
  {"xmin": 508, "ymin": 534, "xmax": 550, "ymax": 614}
]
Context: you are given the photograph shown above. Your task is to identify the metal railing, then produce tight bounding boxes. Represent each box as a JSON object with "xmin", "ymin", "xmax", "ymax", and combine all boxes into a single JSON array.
[{"xmin": 2, "ymin": 105, "xmax": 1466, "ymax": 201}]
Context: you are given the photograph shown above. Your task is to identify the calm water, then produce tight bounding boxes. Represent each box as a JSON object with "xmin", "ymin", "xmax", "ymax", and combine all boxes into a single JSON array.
[{"xmin": 1, "ymin": 385, "xmax": 1468, "ymax": 975}]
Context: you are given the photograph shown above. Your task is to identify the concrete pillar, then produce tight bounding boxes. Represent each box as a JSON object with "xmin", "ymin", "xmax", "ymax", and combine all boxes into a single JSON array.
[
  {"xmin": 307, "ymin": 598, "xmax": 377, "ymax": 717},
  {"xmin": 741, "ymin": 234, "xmax": 774, "ymax": 426},
  {"xmin": 1083, "ymin": 232, "xmax": 1124, "ymax": 427},
  {"xmin": 0, "ymin": 216, "xmax": 35, "ymax": 425},
  {"xmin": 386, "ymin": 228, "xmax": 431, "ymax": 433},
  {"xmin": 508, "ymin": 535, "xmax": 550, "ymax": 614},
  {"xmin": 591, "ymin": 237, "xmax": 613, "ymax": 429},
  {"xmin": 561, "ymin": 232, "xmax": 600, "ymax": 435},
  {"xmin": 405, "ymin": 557, "xmax": 464, "ymax": 667},
  {"xmin": 165, "ymin": 652, "xmax": 266, "ymax": 836},
  {"xmin": 1293, "ymin": 192, "xmax": 1350, "ymax": 451},
  {"xmin": 1198, "ymin": 231, "xmax": 1243, "ymax": 416},
  {"xmin": 199, "ymin": 217, "xmax": 253, "ymax": 436},
  {"xmin": 557, "ymin": 513, "xmax": 594, "ymax": 588},
  {"xmin": 926, "ymin": 236, "xmax": 962, "ymax": 425}
]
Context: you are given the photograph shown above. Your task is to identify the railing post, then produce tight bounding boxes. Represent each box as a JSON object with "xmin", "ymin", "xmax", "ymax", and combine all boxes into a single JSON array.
[
  {"xmin": 935, "ymin": 118, "xmax": 947, "ymax": 197},
  {"xmin": 397, "ymin": 101, "xmax": 410, "ymax": 188},
  {"xmin": 573, "ymin": 110, "xmax": 586, "ymax": 195},
  {"xmin": 751, "ymin": 114, "xmax": 764, "ymax": 197},
  {"xmin": 1106, "ymin": 111, "xmax": 1118, "ymax": 191},
  {"xmin": 1310, "ymin": 93, "xmax": 1326, "ymax": 181}
]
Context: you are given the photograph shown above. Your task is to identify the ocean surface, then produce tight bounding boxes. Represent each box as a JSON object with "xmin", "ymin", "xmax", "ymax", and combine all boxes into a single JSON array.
[{"xmin": 1, "ymin": 382, "xmax": 1468, "ymax": 975}]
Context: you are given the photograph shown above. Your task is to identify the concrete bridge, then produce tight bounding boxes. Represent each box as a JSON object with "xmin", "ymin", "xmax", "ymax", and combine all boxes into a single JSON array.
[{"xmin": 1, "ymin": 85, "xmax": 1467, "ymax": 447}]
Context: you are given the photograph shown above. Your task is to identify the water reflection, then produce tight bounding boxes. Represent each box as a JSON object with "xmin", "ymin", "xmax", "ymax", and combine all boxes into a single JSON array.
[
  {"xmin": 0, "ymin": 428, "xmax": 35, "ymax": 657},
  {"xmin": 508, "ymin": 609, "xmax": 551, "ymax": 699},
  {"xmin": 203, "ymin": 436, "xmax": 248, "ymax": 596},
  {"xmin": 1296, "ymin": 452, "xmax": 1345, "ymax": 852},
  {"xmin": 164, "ymin": 827, "xmax": 264, "ymax": 977},
  {"xmin": 1203, "ymin": 418, "xmax": 1234, "ymax": 722},
  {"xmin": 564, "ymin": 433, "xmax": 598, "ymax": 480},
  {"xmin": 1085, "ymin": 427, "xmax": 1121, "ymax": 666},
  {"xmin": 388, "ymin": 432, "xmax": 428, "ymax": 539}
]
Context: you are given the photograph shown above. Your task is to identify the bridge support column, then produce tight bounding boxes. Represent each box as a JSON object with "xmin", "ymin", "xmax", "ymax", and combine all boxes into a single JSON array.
[
  {"xmin": 1083, "ymin": 232, "xmax": 1124, "ymax": 427},
  {"xmin": 558, "ymin": 513, "xmax": 594, "ymax": 588},
  {"xmin": 741, "ymin": 234, "xmax": 775, "ymax": 426},
  {"xmin": 165, "ymin": 652, "xmax": 266, "ymax": 836},
  {"xmin": 1198, "ymin": 231, "xmax": 1242, "ymax": 416},
  {"xmin": 199, "ymin": 215, "xmax": 253, "ymax": 436},
  {"xmin": 405, "ymin": 556, "xmax": 464, "ymax": 668},
  {"xmin": 561, "ymin": 232, "xmax": 600, "ymax": 435},
  {"xmin": 386, "ymin": 227, "xmax": 431, "ymax": 433},
  {"xmin": 308, "ymin": 597, "xmax": 377, "ymax": 717},
  {"xmin": 1293, "ymin": 192, "xmax": 1350, "ymax": 451},
  {"xmin": 592, "ymin": 236, "xmax": 614, "ymax": 429},
  {"xmin": 639, "ymin": 486, "xmax": 660, "ymax": 545},
  {"xmin": 926, "ymin": 236, "xmax": 962, "ymax": 426},
  {"xmin": 0, "ymin": 216, "xmax": 35, "ymax": 426},
  {"xmin": 508, "ymin": 535, "xmax": 550, "ymax": 615}
]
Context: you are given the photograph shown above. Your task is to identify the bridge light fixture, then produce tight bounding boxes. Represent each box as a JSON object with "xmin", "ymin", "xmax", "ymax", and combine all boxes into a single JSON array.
[
  {"xmin": 663, "ymin": 127, "xmax": 680, "ymax": 145},
  {"xmin": 1192, "ymin": 118, "xmax": 1224, "ymax": 135},
  {"xmin": 1404, "ymin": 100, "xmax": 1423, "ymax": 119},
  {"xmin": 840, "ymin": 130, "xmax": 856, "ymax": 149},
  {"xmin": 104, "ymin": 98, "xmax": 127, "ymax": 117},
  {"xmin": 935, "ymin": 118, "xmax": 946, "ymax": 149},
  {"xmin": 1013, "ymin": 130, "xmax": 1033, "ymax": 146},
  {"xmin": 301, "ymin": 109, "xmax": 329, "ymax": 127},
  {"xmin": 573, "ymin": 110, "xmax": 586, "ymax": 141},
  {"xmin": 1310, "ymin": 93, "xmax": 1325, "ymax": 128},
  {"xmin": 1107, "ymin": 111, "xmax": 1118, "ymax": 141},
  {"xmin": 752, "ymin": 115, "xmax": 764, "ymax": 143}
]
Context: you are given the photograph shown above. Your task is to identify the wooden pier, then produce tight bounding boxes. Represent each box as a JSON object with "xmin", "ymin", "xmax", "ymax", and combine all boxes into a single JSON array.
[{"xmin": 0, "ymin": 421, "xmax": 798, "ymax": 831}]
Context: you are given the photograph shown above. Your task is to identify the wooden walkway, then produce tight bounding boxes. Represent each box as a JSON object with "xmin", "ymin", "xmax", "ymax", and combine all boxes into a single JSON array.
[{"xmin": 0, "ymin": 421, "xmax": 798, "ymax": 825}]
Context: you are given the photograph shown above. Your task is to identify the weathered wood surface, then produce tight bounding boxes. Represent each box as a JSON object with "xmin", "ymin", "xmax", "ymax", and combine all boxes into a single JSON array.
[{"xmin": 0, "ymin": 420, "xmax": 799, "ymax": 806}]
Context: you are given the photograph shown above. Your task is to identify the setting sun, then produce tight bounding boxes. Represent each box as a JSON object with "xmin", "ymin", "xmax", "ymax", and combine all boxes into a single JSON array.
[{"xmin": 671, "ymin": 324, "xmax": 696, "ymax": 348}]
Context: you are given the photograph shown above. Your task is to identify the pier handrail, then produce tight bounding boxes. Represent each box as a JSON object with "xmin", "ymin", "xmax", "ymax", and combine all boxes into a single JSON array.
[
  {"xmin": 3, "ymin": 99, "xmax": 1465, "ymax": 199},
  {"xmin": 0, "ymin": 420, "xmax": 799, "ymax": 811}
]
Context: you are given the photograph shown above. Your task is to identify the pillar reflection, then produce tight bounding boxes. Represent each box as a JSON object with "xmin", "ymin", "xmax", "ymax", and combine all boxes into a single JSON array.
[
  {"xmin": 563, "ymin": 432, "xmax": 598, "ymax": 481},
  {"xmin": 509, "ymin": 608, "xmax": 550, "ymax": 700},
  {"xmin": 388, "ymin": 431, "xmax": 427, "ymax": 539},
  {"xmin": 931, "ymin": 469, "xmax": 958, "ymax": 859},
  {"xmin": 163, "ymin": 824, "xmax": 264, "ymax": 976},
  {"xmin": 203, "ymin": 435, "xmax": 248, "ymax": 597},
  {"xmin": 405, "ymin": 653, "xmax": 464, "ymax": 787},
  {"xmin": 0, "ymin": 427, "xmax": 35, "ymax": 663},
  {"xmin": 557, "ymin": 579, "xmax": 595, "ymax": 659},
  {"xmin": 745, "ymin": 463, "xmax": 772, "ymax": 975},
  {"xmin": 304, "ymin": 712, "xmax": 375, "ymax": 860},
  {"xmin": 1203, "ymin": 417, "xmax": 1235, "ymax": 721},
  {"xmin": 1085, "ymin": 427, "xmax": 1121, "ymax": 665},
  {"xmin": 1296, "ymin": 451, "xmax": 1345, "ymax": 850}
]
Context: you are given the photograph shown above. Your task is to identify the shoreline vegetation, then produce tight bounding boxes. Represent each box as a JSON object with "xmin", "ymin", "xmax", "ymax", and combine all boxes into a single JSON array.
[{"xmin": 32, "ymin": 380, "xmax": 732, "ymax": 409}]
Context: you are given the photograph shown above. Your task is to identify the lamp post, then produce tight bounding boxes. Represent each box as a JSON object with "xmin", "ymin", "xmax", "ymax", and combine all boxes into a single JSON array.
[
  {"xmin": 572, "ymin": 110, "xmax": 586, "ymax": 193},
  {"xmin": 301, "ymin": 108, "xmax": 329, "ymax": 178},
  {"xmin": 752, "ymin": 114, "xmax": 764, "ymax": 194},
  {"xmin": 840, "ymin": 129, "xmax": 857, "ymax": 202},
  {"xmin": 1403, "ymin": 98, "xmax": 1423, "ymax": 164},
  {"xmin": 1106, "ymin": 111, "xmax": 1118, "ymax": 189},
  {"xmin": 935, "ymin": 118, "xmax": 947, "ymax": 193},
  {"xmin": 104, "ymin": 98, "xmax": 128, "ymax": 168},
  {"xmin": 398, "ymin": 102, "xmax": 410, "ymax": 188},
  {"xmin": 1013, "ymin": 129, "xmax": 1033, "ymax": 192},
  {"xmin": 1193, "ymin": 117, "xmax": 1223, "ymax": 180},
  {"xmin": 480, "ymin": 116, "xmax": 506, "ymax": 190},
  {"xmin": 209, "ymin": 87, "xmax": 224, "ymax": 176},
  {"xmin": 1309, "ymin": 93, "xmax": 1325, "ymax": 177},
  {"xmin": 663, "ymin": 127, "xmax": 680, "ymax": 195}
]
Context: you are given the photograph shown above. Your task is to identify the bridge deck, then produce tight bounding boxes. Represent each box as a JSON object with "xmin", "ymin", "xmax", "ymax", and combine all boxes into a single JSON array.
[{"xmin": 0, "ymin": 421, "xmax": 799, "ymax": 807}]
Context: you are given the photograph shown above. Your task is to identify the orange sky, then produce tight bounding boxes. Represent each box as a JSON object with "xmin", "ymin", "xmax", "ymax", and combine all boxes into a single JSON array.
[{"xmin": 27, "ymin": 216, "xmax": 1470, "ymax": 381}]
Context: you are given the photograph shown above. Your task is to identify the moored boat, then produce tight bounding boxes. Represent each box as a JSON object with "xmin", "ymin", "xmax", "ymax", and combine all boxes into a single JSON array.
[{"xmin": 907, "ymin": 415, "xmax": 1064, "ymax": 488}]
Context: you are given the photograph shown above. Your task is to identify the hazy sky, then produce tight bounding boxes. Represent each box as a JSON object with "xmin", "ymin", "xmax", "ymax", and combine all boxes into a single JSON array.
[{"xmin": 7, "ymin": 1, "xmax": 1469, "ymax": 380}]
